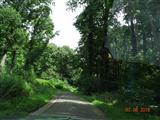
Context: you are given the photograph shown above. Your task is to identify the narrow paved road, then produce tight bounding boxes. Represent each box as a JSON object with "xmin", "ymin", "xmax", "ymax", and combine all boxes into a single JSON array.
[{"xmin": 26, "ymin": 92, "xmax": 108, "ymax": 120}]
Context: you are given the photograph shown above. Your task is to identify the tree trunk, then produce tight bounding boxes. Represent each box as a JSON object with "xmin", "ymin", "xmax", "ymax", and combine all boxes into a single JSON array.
[
  {"xmin": 99, "ymin": 0, "xmax": 114, "ymax": 79},
  {"xmin": 103, "ymin": 4, "xmax": 109, "ymax": 49},
  {"xmin": 10, "ymin": 50, "xmax": 17, "ymax": 73},
  {"xmin": 130, "ymin": 18, "xmax": 137, "ymax": 56},
  {"xmin": 0, "ymin": 54, "xmax": 7, "ymax": 73},
  {"xmin": 149, "ymin": 16, "xmax": 158, "ymax": 47},
  {"xmin": 87, "ymin": 12, "xmax": 94, "ymax": 76},
  {"xmin": 142, "ymin": 28, "xmax": 147, "ymax": 56},
  {"xmin": 103, "ymin": 1, "xmax": 113, "ymax": 59},
  {"xmin": 24, "ymin": 18, "xmax": 41, "ymax": 70}
]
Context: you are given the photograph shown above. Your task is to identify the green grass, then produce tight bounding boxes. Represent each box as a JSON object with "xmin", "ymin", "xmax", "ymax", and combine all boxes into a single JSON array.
[
  {"xmin": 0, "ymin": 78, "xmax": 76, "ymax": 118},
  {"xmin": 78, "ymin": 93, "xmax": 160, "ymax": 120},
  {"xmin": 93, "ymin": 100, "xmax": 160, "ymax": 120},
  {"xmin": 0, "ymin": 92, "xmax": 54, "ymax": 118}
]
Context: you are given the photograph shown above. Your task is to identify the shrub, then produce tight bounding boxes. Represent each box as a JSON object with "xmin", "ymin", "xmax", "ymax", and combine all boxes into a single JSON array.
[
  {"xmin": 23, "ymin": 68, "xmax": 36, "ymax": 83},
  {"xmin": 55, "ymin": 84, "xmax": 63, "ymax": 89},
  {"xmin": 0, "ymin": 73, "xmax": 33, "ymax": 99},
  {"xmin": 77, "ymin": 74, "xmax": 101, "ymax": 95},
  {"xmin": 41, "ymin": 70, "xmax": 60, "ymax": 80}
]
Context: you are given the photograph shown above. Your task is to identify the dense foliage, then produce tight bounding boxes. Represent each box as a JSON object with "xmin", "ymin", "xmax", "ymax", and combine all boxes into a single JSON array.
[
  {"xmin": 34, "ymin": 44, "xmax": 77, "ymax": 81},
  {"xmin": 0, "ymin": 0, "xmax": 55, "ymax": 98},
  {"xmin": 0, "ymin": 0, "xmax": 159, "ymax": 118},
  {"xmin": 67, "ymin": 0, "xmax": 160, "ymax": 115}
]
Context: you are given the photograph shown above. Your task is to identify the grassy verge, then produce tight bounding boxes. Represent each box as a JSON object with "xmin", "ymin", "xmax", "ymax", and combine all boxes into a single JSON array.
[
  {"xmin": 78, "ymin": 93, "xmax": 160, "ymax": 120},
  {"xmin": 0, "ymin": 78, "xmax": 75, "ymax": 118},
  {"xmin": 93, "ymin": 100, "xmax": 160, "ymax": 120}
]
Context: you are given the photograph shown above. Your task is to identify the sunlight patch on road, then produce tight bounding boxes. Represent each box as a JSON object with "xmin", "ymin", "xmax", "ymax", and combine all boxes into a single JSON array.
[{"xmin": 51, "ymin": 99, "xmax": 93, "ymax": 105}]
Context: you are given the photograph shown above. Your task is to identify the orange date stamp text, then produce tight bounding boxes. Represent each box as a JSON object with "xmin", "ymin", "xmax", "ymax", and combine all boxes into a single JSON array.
[{"xmin": 124, "ymin": 106, "xmax": 151, "ymax": 113}]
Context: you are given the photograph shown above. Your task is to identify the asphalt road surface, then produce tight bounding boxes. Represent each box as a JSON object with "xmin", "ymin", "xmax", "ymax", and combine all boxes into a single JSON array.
[{"xmin": 24, "ymin": 92, "xmax": 108, "ymax": 120}]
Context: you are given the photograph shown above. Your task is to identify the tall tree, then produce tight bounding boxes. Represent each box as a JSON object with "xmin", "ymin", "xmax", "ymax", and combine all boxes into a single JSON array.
[
  {"xmin": 68, "ymin": 0, "xmax": 115, "ymax": 76},
  {"xmin": 2, "ymin": 0, "xmax": 55, "ymax": 70},
  {"xmin": 0, "ymin": 7, "xmax": 27, "ymax": 72}
]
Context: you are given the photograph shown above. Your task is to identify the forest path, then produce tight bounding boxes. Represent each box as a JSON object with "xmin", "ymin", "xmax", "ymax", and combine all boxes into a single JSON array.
[{"xmin": 27, "ymin": 91, "xmax": 108, "ymax": 120}]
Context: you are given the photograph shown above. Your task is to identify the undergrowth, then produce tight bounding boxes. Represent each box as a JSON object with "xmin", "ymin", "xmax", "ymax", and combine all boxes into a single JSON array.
[{"xmin": 0, "ymin": 72, "xmax": 76, "ymax": 118}]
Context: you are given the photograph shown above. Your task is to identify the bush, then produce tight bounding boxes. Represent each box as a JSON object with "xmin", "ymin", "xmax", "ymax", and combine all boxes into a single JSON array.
[
  {"xmin": 55, "ymin": 84, "xmax": 63, "ymax": 89},
  {"xmin": 77, "ymin": 74, "xmax": 101, "ymax": 95},
  {"xmin": 41, "ymin": 70, "xmax": 60, "ymax": 80},
  {"xmin": 0, "ymin": 73, "xmax": 33, "ymax": 99},
  {"xmin": 49, "ymin": 78, "xmax": 76, "ymax": 92},
  {"xmin": 23, "ymin": 68, "xmax": 36, "ymax": 83}
]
